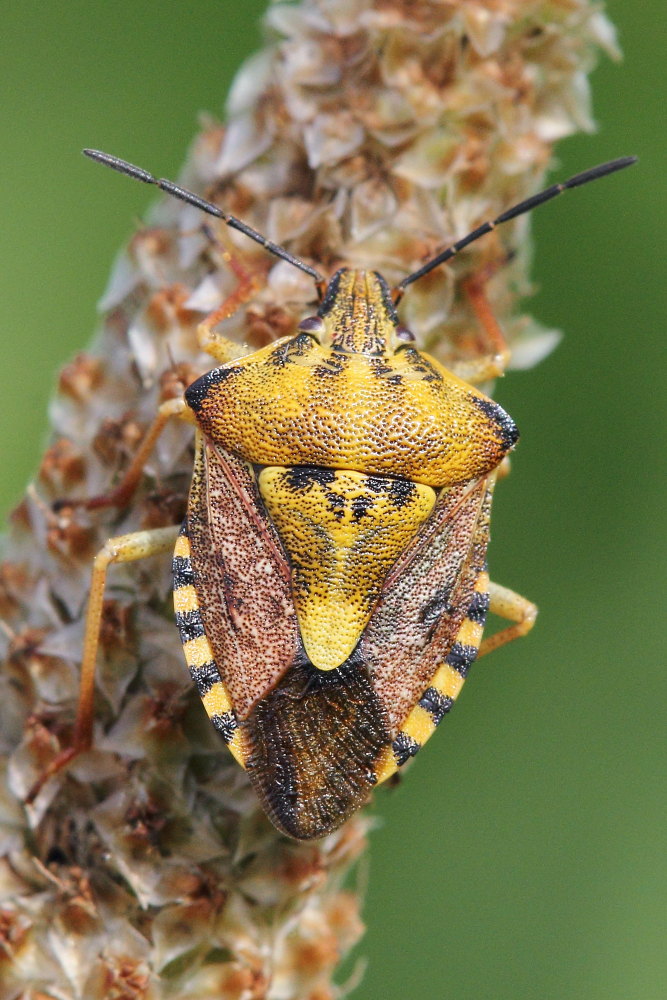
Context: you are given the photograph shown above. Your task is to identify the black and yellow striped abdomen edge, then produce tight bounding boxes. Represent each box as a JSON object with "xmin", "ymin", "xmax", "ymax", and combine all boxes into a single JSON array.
[
  {"xmin": 172, "ymin": 524, "xmax": 246, "ymax": 766},
  {"xmin": 374, "ymin": 568, "xmax": 490, "ymax": 784}
]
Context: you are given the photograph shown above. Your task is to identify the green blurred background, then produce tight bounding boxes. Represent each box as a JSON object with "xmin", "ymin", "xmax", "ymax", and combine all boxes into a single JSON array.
[{"xmin": 1, "ymin": 2, "xmax": 664, "ymax": 998}]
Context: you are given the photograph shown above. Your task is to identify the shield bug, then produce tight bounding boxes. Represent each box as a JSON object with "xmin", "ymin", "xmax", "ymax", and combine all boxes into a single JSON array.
[{"xmin": 29, "ymin": 150, "xmax": 636, "ymax": 839}]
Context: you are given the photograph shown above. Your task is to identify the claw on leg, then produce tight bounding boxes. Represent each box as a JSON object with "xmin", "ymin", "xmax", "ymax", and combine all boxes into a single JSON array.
[
  {"xmin": 197, "ymin": 235, "xmax": 264, "ymax": 363},
  {"xmin": 478, "ymin": 580, "xmax": 537, "ymax": 658},
  {"xmin": 453, "ymin": 258, "xmax": 513, "ymax": 384}
]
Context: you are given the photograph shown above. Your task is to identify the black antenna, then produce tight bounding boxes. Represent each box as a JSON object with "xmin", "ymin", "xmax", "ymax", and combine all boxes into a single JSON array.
[
  {"xmin": 83, "ymin": 149, "xmax": 325, "ymax": 284},
  {"xmin": 397, "ymin": 156, "xmax": 638, "ymax": 295}
]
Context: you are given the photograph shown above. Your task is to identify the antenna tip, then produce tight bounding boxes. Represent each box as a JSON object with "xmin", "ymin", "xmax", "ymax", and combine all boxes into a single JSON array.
[
  {"xmin": 604, "ymin": 155, "xmax": 639, "ymax": 178},
  {"xmin": 82, "ymin": 149, "xmax": 155, "ymax": 184},
  {"xmin": 82, "ymin": 148, "xmax": 116, "ymax": 166}
]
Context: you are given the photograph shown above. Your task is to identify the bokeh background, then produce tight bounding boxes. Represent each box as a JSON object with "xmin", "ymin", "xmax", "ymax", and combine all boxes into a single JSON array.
[{"xmin": 1, "ymin": 2, "xmax": 664, "ymax": 998}]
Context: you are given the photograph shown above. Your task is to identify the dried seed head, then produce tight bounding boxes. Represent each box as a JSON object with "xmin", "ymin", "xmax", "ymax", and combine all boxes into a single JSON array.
[{"xmin": 1, "ymin": 1, "xmax": 621, "ymax": 996}]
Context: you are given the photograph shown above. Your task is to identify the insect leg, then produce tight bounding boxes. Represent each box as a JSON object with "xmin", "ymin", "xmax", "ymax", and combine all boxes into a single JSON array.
[
  {"xmin": 197, "ymin": 228, "xmax": 264, "ymax": 363},
  {"xmin": 496, "ymin": 456, "xmax": 512, "ymax": 481},
  {"xmin": 26, "ymin": 525, "xmax": 180, "ymax": 803},
  {"xmin": 196, "ymin": 297, "xmax": 256, "ymax": 363},
  {"xmin": 477, "ymin": 581, "xmax": 538, "ymax": 657},
  {"xmin": 55, "ymin": 396, "xmax": 193, "ymax": 512},
  {"xmin": 447, "ymin": 259, "xmax": 513, "ymax": 384}
]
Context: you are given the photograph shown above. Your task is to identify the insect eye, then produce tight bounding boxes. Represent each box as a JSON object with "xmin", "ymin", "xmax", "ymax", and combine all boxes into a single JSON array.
[
  {"xmin": 395, "ymin": 325, "xmax": 415, "ymax": 343},
  {"xmin": 297, "ymin": 315, "xmax": 325, "ymax": 340}
]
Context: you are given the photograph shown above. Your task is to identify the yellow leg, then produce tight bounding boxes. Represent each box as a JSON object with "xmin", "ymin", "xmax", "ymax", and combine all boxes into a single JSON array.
[
  {"xmin": 55, "ymin": 396, "xmax": 193, "ymax": 512},
  {"xmin": 496, "ymin": 455, "xmax": 512, "ymax": 481},
  {"xmin": 478, "ymin": 580, "xmax": 538, "ymax": 658},
  {"xmin": 26, "ymin": 525, "xmax": 180, "ymax": 803},
  {"xmin": 196, "ymin": 303, "xmax": 254, "ymax": 364},
  {"xmin": 196, "ymin": 235, "xmax": 263, "ymax": 363},
  {"xmin": 453, "ymin": 260, "xmax": 512, "ymax": 384}
]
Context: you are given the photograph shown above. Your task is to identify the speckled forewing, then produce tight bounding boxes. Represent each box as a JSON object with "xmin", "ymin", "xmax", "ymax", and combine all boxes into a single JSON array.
[
  {"xmin": 360, "ymin": 476, "xmax": 493, "ymax": 733},
  {"xmin": 186, "ymin": 431, "xmax": 301, "ymax": 720}
]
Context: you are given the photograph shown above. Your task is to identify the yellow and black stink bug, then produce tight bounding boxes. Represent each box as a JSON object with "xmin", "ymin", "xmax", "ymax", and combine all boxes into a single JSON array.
[{"xmin": 29, "ymin": 150, "xmax": 636, "ymax": 839}]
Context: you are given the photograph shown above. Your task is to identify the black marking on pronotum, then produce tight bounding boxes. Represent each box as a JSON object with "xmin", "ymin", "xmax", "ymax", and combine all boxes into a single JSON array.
[
  {"xmin": 175, "ymin": 608, "xmax": 206, "ymax": 643},
  {"xmin": 268, "ymin": 332, "xmax": 314, "ymax": 368},
  {"xmin": 392, "ymin": 732, "xmax": 421, "ymax": 767},
  {"xmin": 371, "ymin": 361, "xmax": 396, "ymax": 378},
  {"xmin": 419, "ymin": 687, "xmax": 454, "ymax": 726},
  {"xmin": 471, "ymin": 396, "xmax": 519, "ymax": 451},
  {"xmin": 211, "ymin": 711, "xmax": 238, "ymax": 743},
  {"xmin": 445, "ymin": 642, "xmax": 479, "ymax": 677},
  {"xmin": 189, "ymin": 661, "xmax": 220, "ymax": 697},
  {"xmin": 312, "ymin": 351, "xmax": 347, "ymax": 379},
  {"xmin": 312, "ymin": 363, "xmax": 343, "ymax": 378},
  {"xmin": 185, "ymin": 366, "xmax": 238, "ymax": 412},
  {"xmin": 172, "ymin": 555, "xmax": 195, "ymax": 590},
  {"xmin": 401, "ymin": 348, "xmax": 443, "ymax": 384},
  {"xmin": 467, "ymin": 590, "xmax": 490, "ymax": 625}
]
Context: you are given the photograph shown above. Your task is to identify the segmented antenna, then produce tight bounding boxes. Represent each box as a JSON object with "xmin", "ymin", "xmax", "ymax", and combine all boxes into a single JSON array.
[
  {"xmin": 85, "ymin": 149, "xmax": 636, "ymax": 298},
  {"xmin": 83, "ymin": 149, "xmax": 325, "ymax": 283},
  {"xmin": 397, "ymin": 156, "xmax": 638, "ymax": 295}
]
